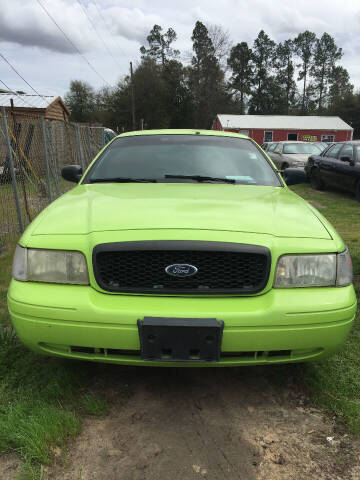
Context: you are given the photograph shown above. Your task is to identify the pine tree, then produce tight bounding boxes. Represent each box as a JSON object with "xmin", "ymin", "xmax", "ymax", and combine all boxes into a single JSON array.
[
  {"xmin": 189, "ymin": 21, "xmax": 228, "ymax": 128},
  {"xmin": 140, "ymin": 24, "xmax": 180, "ymax": 67},
  {"xmin": 274, "ymin": 40, "xmax": 296, "ymax": 113},
  {"xmin": 311, "ymin": 33, "xmax": 342, "ymax": 111},
  {"xmin": 328, "ymin": 66, "xmax": 353, "ymax": 110},
  {"xmin": 249, "ymin": 30, "xmax": 276, "ymax": 114},
  {"xmin": 294, "ymin": 31, "xmax": 317, "ymax": 113},
  {"xmin": 227, "ymin": 42, "xmax": 253, "ymax": 114},
  {"xmin": 162, "ymin": 60, "xmax": 194, "ymax": 128}
]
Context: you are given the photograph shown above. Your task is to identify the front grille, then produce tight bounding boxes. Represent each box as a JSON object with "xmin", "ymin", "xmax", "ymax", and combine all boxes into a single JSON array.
[{"xmin": 92, "ymin": 241, "xmax": 271, "ymax": 295}]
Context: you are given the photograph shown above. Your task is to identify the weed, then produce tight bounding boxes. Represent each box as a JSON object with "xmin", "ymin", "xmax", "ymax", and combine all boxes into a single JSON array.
[{"xmin": 80, "ymin": 393, "xmax": 109, "ymax": 416}]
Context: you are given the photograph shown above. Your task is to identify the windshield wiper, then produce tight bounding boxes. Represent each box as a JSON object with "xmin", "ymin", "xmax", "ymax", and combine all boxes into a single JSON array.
[
  {"xmin": 89, "ymin": 177, "xmax": 157, "ymax": 183},
  {"xmin": 164, "ymin": 174, "xmax": 236, "ymax": 184}
]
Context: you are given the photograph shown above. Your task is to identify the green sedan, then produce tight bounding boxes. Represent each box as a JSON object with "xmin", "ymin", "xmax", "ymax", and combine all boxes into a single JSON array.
[{"xmin": 8, "ymin": 130, "xmax": 357, "ymax": 366}]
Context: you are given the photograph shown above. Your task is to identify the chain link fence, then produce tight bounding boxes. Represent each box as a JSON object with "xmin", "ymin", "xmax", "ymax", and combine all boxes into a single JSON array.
[{"xmin": 0, "ymin": 107, "xmax": 106, "ymax": 249}]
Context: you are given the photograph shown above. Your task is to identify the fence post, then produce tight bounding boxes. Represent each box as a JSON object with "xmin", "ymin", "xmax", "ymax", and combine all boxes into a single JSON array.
[
  {"xmin": 47, "ymin": 121, "xmax": 60, "ymax": 198},
  {"xmin": 75, "ymin": 124, "xmax": 85, "ymax": 170},
  {"xmin": 40, "ymin": 116, "xmax": 53, "ymax": 202},
  {"xmin": 87, "ymin": 127, "xmax": 92, "ymax": 164},
  {"xmin": 1, "ymin": 106, "xmax": 24, "ymax": 233}
]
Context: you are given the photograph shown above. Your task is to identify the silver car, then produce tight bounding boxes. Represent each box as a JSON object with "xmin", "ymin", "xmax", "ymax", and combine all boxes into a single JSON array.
[{"xmin": 267, "ymin": 141, "xmax": 323, "ymax": 170}]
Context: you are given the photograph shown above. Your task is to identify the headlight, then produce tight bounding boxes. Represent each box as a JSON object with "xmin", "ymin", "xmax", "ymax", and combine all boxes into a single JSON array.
[
  {"xmin": 12, "ymin": 246, "xmax": 89, "ymax": 285},
  {"xmin": 274, "ymin": 250, "xmax": 353, "ymax": 288},
  {"xmin": 336, "ymin": 249, "xmax": 353, "ymax": 286}
]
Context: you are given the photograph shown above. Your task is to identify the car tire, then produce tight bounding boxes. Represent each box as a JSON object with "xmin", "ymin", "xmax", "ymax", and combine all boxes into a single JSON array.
[
  {"xmin": 356, "ymin": 180, "xmax": 360, "ymax": 202},
  {"xmin": 309, "ymin": 168, "xmax": 325, "ymax": 191}
]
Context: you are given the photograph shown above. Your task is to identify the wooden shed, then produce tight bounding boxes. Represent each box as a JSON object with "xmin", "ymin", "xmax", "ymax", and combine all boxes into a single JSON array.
[{"xmin": 0, "ymin": 90, "xmax": 70, "ymax": 121}]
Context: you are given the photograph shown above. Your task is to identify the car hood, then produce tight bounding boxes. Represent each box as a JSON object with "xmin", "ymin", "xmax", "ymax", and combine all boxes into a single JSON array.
[
  {"xmin": 283, "ymin": 154, "xmax": 309, "ymax": 163},
  {"xmin": 31, "ymin": 183, "xmax": 331, "ymax": 239}
]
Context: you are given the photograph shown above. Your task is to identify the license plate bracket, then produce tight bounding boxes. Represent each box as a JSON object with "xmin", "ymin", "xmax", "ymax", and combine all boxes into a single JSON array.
[{"xmin": 137, "ymin": 317, "xmax": 224, "ymax": 362}]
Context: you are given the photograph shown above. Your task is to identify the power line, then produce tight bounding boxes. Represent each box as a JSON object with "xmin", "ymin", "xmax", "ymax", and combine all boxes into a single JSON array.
[
  {"xmin": 35, "ymin": 0, "xmax": 112, "ymax": 87},
  {"xmin": 0, "ymin": 52, "xmax": 49, "ymax": 102},
  {"xmin": 92, "ymin": 1, "xmax": 128, "ymax": 60},
  {"xmin": 0, "ymin": 79, "xmax": 38, "ymax": 108},
  {"xmin": 76, "ymin": 0, "xmax": 123, "ymax": 73}
]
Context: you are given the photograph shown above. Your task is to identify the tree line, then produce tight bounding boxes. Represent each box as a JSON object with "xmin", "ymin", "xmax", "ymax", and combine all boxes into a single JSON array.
[{"xmin": 65, "ymin": 21, "xmax": 360, "ymax": 136}]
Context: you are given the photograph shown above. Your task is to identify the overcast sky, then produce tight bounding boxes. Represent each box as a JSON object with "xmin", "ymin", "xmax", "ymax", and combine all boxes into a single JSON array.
[{"xmin": 1, "ymin": 0, "xmax": 360, "ymax": 99}]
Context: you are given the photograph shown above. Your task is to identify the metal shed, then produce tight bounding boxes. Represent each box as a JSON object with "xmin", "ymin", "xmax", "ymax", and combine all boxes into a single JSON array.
[
  {"xmin": 212, "ymin": 114, "xmax": 353, "ymax": 144},
  {"xmin": 0, "ymin": 90, "xmax": 70, "ymax": 121}
]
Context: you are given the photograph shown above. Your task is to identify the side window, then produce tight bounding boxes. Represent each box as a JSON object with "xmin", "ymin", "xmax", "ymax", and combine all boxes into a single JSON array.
[
  {"xmin": 274, "ymin": 143, "xmax": 282, "ymax": 153},
  {"xmin": 324, "ymin": 143, "xmax": 343, "ymax": 158},
  {"xmin": 268, "ymin": 143, "xmax": 277, "ymax": 152},
  {"xmin": 339, "ymin": 144, "xmax": 354, "ymax": 160}
]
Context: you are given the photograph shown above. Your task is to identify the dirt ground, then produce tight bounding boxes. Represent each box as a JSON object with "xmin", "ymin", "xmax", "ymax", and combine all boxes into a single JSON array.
[{"xmin": 2, "ymin": 364, "xmax": 360, "ymax": 480}]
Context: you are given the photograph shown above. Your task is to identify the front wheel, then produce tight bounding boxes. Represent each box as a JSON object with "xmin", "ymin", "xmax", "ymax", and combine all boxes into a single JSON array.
[{"xmin": 309, "ymin": 168, "xmax": 325, "ymax": 191}]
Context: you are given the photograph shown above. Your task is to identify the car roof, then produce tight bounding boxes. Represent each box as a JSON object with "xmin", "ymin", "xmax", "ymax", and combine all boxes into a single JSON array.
[
  {"xmin": 274, "ymin": 140, "xmax": 318, "ymax": 144},
  {"xmin": 116, "ymin": 129, "xmax": 249, "ymax": 140}
]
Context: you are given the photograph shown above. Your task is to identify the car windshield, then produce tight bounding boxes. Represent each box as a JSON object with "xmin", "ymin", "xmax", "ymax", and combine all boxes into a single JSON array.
[
  {"xmin": 283, "ymin": 143, "xmax": 322, "ymax": 154},
  {"xmin": 317, "ymin": 142, "xmax": 330, "ymax": 151},
  {"xmin": 85, "ymin": 135, "xmax": 282, "ymax": 186}
]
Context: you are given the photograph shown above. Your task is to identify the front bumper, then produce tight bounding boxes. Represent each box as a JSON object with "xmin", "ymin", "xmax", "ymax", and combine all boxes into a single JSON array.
[{"xmin": 8, "ymin": 280, "xmax": 357, "ymax": 367}]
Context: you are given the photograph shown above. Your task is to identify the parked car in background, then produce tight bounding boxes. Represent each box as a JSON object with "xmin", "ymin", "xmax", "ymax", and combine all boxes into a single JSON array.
[
  {"xmin": 261, "ymin": 142, "xmax": 273, "ymax": 152},
  {"xmin": 306, "ymin": 141, "xmax": 360, "ymax": 201},
  {"xmin": 267, "ymin": 141, "xmax": 322, "ymax": 170},
  {"xmin": 104, "ymin": 128, "xmax": 117, "ymax": 144},
  {"xmin": 313, "ymin": 141, "xmax": 334, "ymax": 152},
  {"xmin": 0, "ymin": 160, "xmax": 18, "ymax": 184}
]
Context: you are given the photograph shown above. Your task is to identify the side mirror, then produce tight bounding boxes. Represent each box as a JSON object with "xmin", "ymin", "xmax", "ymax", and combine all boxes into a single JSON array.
[
  {"xmin": 340, "ymin": 156, "xmax": 355, "ymax": 166},
  {"xmin": 61, "ymin": 165, "xmax": 83, "ymax": 183},
  {"xmin": 282, "ymin": 167, "xmax": 308, "ymax": 186}
]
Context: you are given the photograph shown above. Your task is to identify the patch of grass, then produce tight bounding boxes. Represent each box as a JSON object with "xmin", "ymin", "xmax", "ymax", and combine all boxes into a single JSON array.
[
  {"xmin": 0, "ymin": 399, "xmax": 79, "ymax": 464},
  {"xmin": 292, "ymin": 184, "xmax": 360, "ymax": 434},
  {"xmin": 80, "ymin": 393, "xmax": 109, "ymax": 416},
  {"xmin": 17, "ymin": 463, "xmax": 44, "ymax": 480},
  {"xmin": 0, "ymin": 241, "xmax": 17, "ymax": 326},
  {"xmin": 0, "ymin": 247, "xmax": 108, "ymax": 478},
  {"xmin": 0, "ymin": 328, "xmax": 81, "ymax": 476}
]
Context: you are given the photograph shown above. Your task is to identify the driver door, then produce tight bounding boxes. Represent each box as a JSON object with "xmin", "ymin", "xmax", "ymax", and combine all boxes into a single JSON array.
[
  {"xmin": 318, "ymin": 143, "xmax": 343, "ymax": 187},
  {"xmin": 331, "ymin": 144, "xmax": 356, "ymax": 192}
]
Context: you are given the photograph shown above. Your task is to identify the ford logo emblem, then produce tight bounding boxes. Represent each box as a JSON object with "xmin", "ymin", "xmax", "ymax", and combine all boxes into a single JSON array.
[{"xmin": 165, "ymin": 264, "xmax": 198, "ymax": 277}]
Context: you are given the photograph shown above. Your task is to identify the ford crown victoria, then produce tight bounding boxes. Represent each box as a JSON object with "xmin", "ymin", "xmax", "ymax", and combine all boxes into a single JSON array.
[{"xmin": 8, "ymin": 130, "xmax": 357, "ymax": 366}]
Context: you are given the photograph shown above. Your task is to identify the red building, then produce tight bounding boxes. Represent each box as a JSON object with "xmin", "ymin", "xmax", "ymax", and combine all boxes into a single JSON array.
[{"xmin": 212, "ymin": 114, "xmax": 353, "ymax": 144}]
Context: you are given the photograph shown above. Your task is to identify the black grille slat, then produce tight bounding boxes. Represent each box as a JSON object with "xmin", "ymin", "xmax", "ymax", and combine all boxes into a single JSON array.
[{"xmin": 93, "ymin": 241, "xmax": 270, "ymax": 295}]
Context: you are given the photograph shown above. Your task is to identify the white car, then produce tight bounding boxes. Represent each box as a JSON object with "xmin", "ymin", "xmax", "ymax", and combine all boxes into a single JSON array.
[{"xmin": 267, "ymin": 141, "xmax": 322, "ymax": 170}]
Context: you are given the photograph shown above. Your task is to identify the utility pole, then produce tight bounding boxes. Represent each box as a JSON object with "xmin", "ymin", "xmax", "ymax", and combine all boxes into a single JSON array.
[{"xmin": 130, "ymin": 61, "xmax": 136, "ymax": 131}]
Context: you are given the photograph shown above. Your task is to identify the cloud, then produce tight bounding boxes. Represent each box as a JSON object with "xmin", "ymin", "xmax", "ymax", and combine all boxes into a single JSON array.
[
  {"xmin": 98, "ymin": 5, "xmax": 160, "ymax": 43},
  {"xmin": 0, "ymin": 0, "xmax": 359, "ymax": 95},
  {"xmin": 0, "ymin": 0, "xmax": 93, "ymax": 53},
  {"xmin": 0, "ymin": 0, "xmax": 161, "ymax": 54}
]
